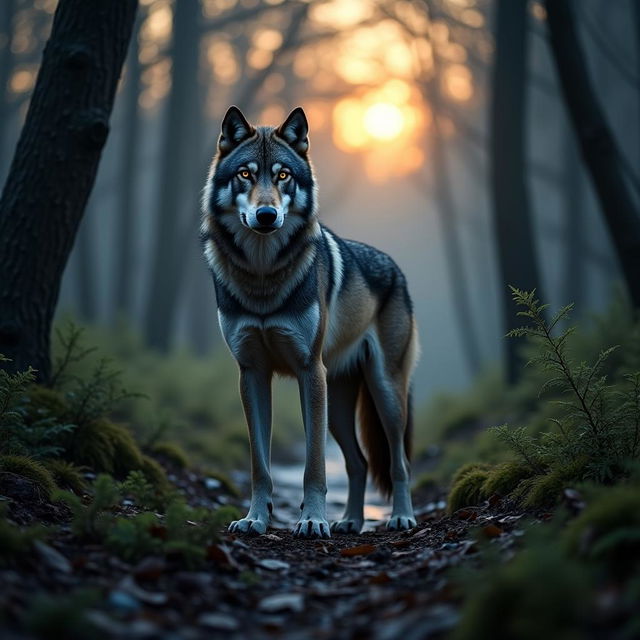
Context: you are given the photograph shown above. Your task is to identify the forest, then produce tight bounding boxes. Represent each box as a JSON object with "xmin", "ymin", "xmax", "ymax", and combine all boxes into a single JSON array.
[{"xmin": 0, "ymin": 0, "xmax": 639, "ymax": 638}]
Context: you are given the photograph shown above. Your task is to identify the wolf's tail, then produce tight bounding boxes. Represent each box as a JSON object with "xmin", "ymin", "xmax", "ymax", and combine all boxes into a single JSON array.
[{"xmin": 358, "ymin": 383, "xmax": 413, "ymax": 499}]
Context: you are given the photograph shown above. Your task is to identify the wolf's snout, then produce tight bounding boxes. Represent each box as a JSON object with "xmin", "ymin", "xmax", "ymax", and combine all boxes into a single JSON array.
[{"xmin": 256, "ymin": 206, "xmax": 277, "ymax": 226}]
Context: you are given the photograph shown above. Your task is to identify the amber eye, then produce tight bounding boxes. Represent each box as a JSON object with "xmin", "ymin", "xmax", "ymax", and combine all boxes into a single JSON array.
[
  {"xmin": 239, "ymin": 170, "xmax": 250, "ymax": 179},
  {"xmin": 278, "ymin": 171, "xmax": 289, "ymax": 180}
]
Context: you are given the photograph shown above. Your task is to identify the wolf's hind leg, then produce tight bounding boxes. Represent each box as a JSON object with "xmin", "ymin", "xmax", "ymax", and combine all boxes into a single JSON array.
[
  {"xmin": 362, "ymin": 355, "xmax": 416, "ymax": 532},
  {"xmin": 229, "ymin": 367, "xmax": 273, "ymax": 535},
  {"xmin": 328, "ymin": 375, "xmax": 367, "ymax": 534}
]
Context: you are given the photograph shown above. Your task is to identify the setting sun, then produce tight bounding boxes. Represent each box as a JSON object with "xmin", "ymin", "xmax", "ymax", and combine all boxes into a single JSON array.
[{"xmin": 363, "ymin": 102, "xmax": 404, "ymax": 141}]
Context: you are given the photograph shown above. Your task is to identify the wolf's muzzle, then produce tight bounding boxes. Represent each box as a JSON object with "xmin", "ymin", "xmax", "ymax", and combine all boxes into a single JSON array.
[{"xmin": 254, "ymin": 206, "xmax": 278, "ymax": 233}]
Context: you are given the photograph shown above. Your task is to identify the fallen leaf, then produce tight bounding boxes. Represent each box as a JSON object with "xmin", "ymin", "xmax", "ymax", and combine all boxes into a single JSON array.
[
  {"xmin": 340, "ymin": 544, "xmax": 377, "ymax": 557},
  {"xmin": 482, "ymin": 524, "xmax": 504, "ymax": 539},
  {"xmin": 369, "ymin": 572, "xmax": 392, "ymax": 584}
]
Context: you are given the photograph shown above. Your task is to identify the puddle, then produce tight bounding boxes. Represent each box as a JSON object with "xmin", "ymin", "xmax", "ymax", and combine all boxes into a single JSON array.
[{"xmin": 271, "ymin": 441, "xmax": 390, "ymax": 531}]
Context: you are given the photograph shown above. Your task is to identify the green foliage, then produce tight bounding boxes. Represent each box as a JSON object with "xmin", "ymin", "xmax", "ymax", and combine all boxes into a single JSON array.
[
  {"xmin": 120, "ymin": 468, "xmax": 170, "ymax": 511},
  {"xmin": 23, "ymin": 589, "xmax": 100, "ymax": 640},
  {"xmin": 106, "ymin": 499, "xmax": 241, "ymax": 566},
  {"xmin": 0, "ymin": 359, "xmax": 76, "ymax": 459},
  {"xmin": 504, "ymin": 288, "xmax": 640, "ymax": 482},
  {"xmin": 565, "ymin": 481, "xmax": 640, "ymax": 574},
  {"xmin": 54, "ymin": 473, "xmax": 120, "ymax": 539},
  {"xmin": 444, "ymin": 291, "xmax": 640, "ymax": 509},
  {"xmin": 0, "ymin": 504, "xmax": 46, "ymax": 565},
  {"xmin": 53, "ymin": 320, "xmax": 303, "ymax": 470},
  {"xmin": 453, "ymin": 528, "xmax": 591, "ymax": 640},
  {"xmin": 0, "ymin": 454, "xmax": 56, "ymax": 498}
]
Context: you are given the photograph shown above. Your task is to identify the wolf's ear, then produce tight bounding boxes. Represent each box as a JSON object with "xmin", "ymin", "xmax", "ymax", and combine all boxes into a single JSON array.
[
  {"xmin": 218, "ymin": 106, "xmax": 254, "ymax": 155},
  {"xmin": 276, "ymin": 107, "xmax": 309, "ymax": 155}
]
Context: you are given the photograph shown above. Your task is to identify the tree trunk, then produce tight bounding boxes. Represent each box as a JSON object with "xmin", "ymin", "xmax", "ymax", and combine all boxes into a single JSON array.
[
  {"xmin": 114, "ymin": 12, "xmax": 143, "ymax": 321},
  {"xmin": 0, "ymin": 0, "xmax": 17, "ymax": 178},
  {"xmin": 429, "ymin": 110, "xmax": 483, "ymax": 376},
  {"xmin": 143, "ymin": 0, "xmax": 200, "ymax": 351},
  {"xmin": 562, "ymin": 128, "xmax": 584, "ymax": 313},
  {"xmin": 0, "ymin": 0, "xmax": 137, "ymax": 380},
  {"xmin": 489, "ymin": 0, "xmax": 545, "ymax": 384},
  {"xmin": 545, "ymin": 0, "xmax": 640, "ymax": 308}
]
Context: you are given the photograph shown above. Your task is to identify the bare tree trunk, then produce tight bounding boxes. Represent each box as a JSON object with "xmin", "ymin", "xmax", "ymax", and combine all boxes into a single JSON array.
[
  {"xmin": 562, "ymin": 128, "xmax": 584, "ymax": 313},
  {"xmin": 114, "ymin": 12, "xmax": 142, "ymax": 321},
  {"xmin": 489, "ymin": 0, "xmax": 545, "ymax": 384},
  {"xmin": 545, "ymin": 0, "xmax": 640, "ymax": 308},
  {"xmin": 0, "ymin": 0, "xmax": 17, "ymax": 178},
  {"xmin": 75, "ymin": 195, "xmax": 100, "ymax": 322},
  {"xmin": 144, "ymin": 0, "xmax": 199, "ymax": 351},
  {"xmin": 429, "ymin": 111, "xmax": 483, "ymax": 376},
  {"xmin": 0, "ymin": 0, "xmax": 137, "ymax": 380}
]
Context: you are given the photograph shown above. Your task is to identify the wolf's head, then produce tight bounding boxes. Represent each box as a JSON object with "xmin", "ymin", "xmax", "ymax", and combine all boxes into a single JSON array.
[{"xmin": 203, "ymin": 106, "xmax": 317, "ymax": 236}]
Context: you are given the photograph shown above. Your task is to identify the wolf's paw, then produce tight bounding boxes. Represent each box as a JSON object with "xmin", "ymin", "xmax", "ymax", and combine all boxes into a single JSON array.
[
  {"xmin": 386, "ymin": 515, "xmax": 417, "ymax": 531},
  {"xmin": 228, "ymin": 517, "xmax": 268, "ymax": 535},
  {"xmin": 293, "ymin": 517, "xmax": 331, "ymax": 539},
  {"xmin": 330, "ymin": 518, "xmax": 363, "ymax": 534}
]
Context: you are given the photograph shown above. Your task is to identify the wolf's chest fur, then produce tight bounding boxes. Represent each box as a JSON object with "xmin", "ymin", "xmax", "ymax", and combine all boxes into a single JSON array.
[{"xmin": 208, "ymin": 224, "xmax": 388, "ymax": 378}]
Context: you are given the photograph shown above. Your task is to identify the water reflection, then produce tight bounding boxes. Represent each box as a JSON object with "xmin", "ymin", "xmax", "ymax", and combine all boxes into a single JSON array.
[{"xmin": 271, "ymin": 441, "xmax": 390, "ymax": 531}]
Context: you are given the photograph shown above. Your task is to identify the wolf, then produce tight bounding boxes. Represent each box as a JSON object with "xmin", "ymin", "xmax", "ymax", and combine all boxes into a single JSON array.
[{"xmin": 200, "ymin": 106, "xmax": 419, "ymax": 538}]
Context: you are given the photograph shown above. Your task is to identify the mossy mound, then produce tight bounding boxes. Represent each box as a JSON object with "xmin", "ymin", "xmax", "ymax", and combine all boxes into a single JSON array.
[
  {"xmin": 481, "ymin": 461, "xmax": 535, "ymax": 498},
  {"xmin": 23, "ymin": 385, "xmax": 70, "ymax": 423},
  {"xmin": 139, "ymin": 455, "xmax": 170, "ymax": 493},
  {"xmin": 151, "ymin": 441, "xmax": 190, "ymax": 469},
  {"xmin": 202, "ymin": 469, "xmax": 240, "ymax": 498},
  {"xmin": 43, "ymin": 459, "xmax": 87, "ymax": 493},
  {"xmin": 447, "ymin": 463, "xmax": 492, "ymax": 513},
  {"xmin": 0, "ymin": 455, "xmax": 56, "ymax": 499},
  {"xmin": 64, "ymin": 418, "xmax": 144, "ymax": 477}
]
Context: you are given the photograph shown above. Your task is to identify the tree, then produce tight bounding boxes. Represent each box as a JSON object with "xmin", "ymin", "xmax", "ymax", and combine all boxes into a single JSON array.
[
  {"xmin": 143, "ymin": 0, "xmax": 200, "ymax": 351},
  {"xmin": 0, "ymin": 0, "xmax": 138, "ymax": 380},
  {"xmin": 0, "ymin": 0, "xmax": 17, "ymax": 176},
  {"xmin": 545, "ymin": 0, "xmax": 640, "ymax": 308},
  {"xmin": 489, "ymin": 0, "xmax": 545, "ymax": 384}
]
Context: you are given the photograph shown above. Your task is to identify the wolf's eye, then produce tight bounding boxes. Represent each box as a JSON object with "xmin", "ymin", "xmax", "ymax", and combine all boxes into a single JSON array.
[
  {"xmin": 278, "ymin": 171, "xmax": 289, "ymax": 181},
  {"xmin": 238, "ymin": 170, "xmax": 250, "ymax": 179}
]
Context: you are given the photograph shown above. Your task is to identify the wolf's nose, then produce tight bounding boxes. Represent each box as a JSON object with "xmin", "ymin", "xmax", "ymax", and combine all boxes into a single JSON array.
[{"xmin": 256, "ymin": 207, "xmax": 277, "ymax": 226}]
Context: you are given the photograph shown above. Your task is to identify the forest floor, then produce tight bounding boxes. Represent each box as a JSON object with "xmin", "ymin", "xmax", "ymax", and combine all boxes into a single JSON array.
[{"xmin": 0, "ymin": 457, "xmax": 536, "ymax": 640}]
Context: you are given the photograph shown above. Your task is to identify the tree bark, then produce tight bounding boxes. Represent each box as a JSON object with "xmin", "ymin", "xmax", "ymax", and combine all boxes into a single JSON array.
[
  {"xmin": 114, "ymin": 12, "xmax": 143, "ymax": 320},
  {"xmin": 143, "ymin": 0, "xmax": 200, "ymax": 351},
  {"xmin": 489, "ymin": 0, "xmax": 545, "ymax": 384},
  {"xmin": 0, "ymin": 0, "xmax": 137, "ymax": 380},
  {"xmin": 545, "ymin": 0, "xmax": 640, "ymax": 308}
]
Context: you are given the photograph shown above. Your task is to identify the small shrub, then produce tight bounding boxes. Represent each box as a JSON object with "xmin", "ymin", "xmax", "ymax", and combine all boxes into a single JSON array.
[
  {"xmin": 0, "ymin": 504, "xmax": 46, "ymax": 565},
  {"xmin": 54, "ymin": 473, "xmax": 120, "ymax": 539},
  {"xmin": 24, "ymin": 589, "xmax": 100, "ymax": 640},
  {"xmin": 43, "ymin": 459, "xmax": 87, "ymax": 493}
]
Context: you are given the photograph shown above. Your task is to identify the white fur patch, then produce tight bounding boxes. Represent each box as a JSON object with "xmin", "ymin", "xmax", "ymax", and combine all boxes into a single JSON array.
[{"xmin": 322, "ymin": 229, "xmax": 344, "ymax": 352}]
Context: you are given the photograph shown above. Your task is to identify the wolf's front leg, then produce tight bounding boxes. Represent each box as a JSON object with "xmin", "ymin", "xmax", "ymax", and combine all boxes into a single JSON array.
[
  {"xmin": 295, "ymin": 361, "xmax": 330, "ymax": 539},
  {"xmin": 229, "ymin": 367, "xmax": 273, "ymax": 535}
]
